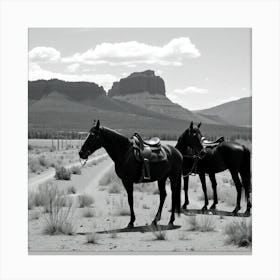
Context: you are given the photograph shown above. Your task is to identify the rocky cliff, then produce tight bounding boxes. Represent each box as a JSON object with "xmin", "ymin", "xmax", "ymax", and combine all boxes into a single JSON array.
[
  {"xmin": 29, "ymin": 79, "xmax": 106, "ymax": 101},
  {"xmin": 108, "ymin": 70, "xmax": 165, "ymax": 96}
]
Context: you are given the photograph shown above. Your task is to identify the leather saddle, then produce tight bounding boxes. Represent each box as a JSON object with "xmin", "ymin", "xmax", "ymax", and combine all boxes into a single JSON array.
[
  {"xmin": 202, "ymin": 136, "xmax": 225, "ymax": 149},
  {"xmin": 132, "ymin": 133, "xmax": 167, "ymax": 182}
]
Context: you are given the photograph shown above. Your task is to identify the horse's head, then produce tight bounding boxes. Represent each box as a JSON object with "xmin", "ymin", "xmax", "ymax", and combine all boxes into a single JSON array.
[
  {"xmin": 176, "ymin": 121, "xmax": 204, "ymax": 155},
  {"xmin": 79, "ymin": 120, "xmax": 102, "ymax": 160}
]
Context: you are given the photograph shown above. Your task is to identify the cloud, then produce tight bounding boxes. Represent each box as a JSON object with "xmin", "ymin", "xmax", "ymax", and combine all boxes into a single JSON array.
[
  {"xmin": 173, "ymin": 86, "xmax": 208, "ymax": 95},
  {"xmin": 29, "ymin": 47, "xmax": 61, "ymax": 62},
  {"xmin": 67, "ymin": 63, "xmax": 80, "ymax": 73},
  {"xmin": 29, "ymin": 63, "xmax": 117, "ymax": 90},
  {"xmin": 61, "ymin": 37, "xmax": 200, "ymax": 66}
]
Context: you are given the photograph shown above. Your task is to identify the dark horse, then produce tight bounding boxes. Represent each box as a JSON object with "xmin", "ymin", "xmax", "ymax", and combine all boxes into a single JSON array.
[
  {"xmin": 79, "ymin": 120, "xmax": 183, "ymax": 228},
  {"xmin": 175, "ymin": 122, "xmax": 251, "ymax": 216}
]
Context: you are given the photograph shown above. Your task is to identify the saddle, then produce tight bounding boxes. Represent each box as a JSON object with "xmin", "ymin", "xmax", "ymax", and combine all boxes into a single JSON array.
[
  {"xmin": 202, "ymin": 136, "xmax": 225, "ymax": 149},
  {"xmin": 132, "ymin": 133, "xmax": 167, "ymax": 182}
]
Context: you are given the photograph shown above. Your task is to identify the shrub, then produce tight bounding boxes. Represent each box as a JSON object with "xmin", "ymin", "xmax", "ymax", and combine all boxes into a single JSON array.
[
  {"xmin": 224, "ymin": 218, "xmax": 252, "ymax": 247},
  {"xmin": 78, "ymin": 194, "xmax": 94, "ymax": 208},
  {"xmin": 134, "ymin": 182, "xmax": 158, "ymax": 194},
  {"xmin": 83, "ymin": 207, "xmax": 95, "ymax": 217},
  {"xmin": 29, "ymin": 210, "xmax": 41, "ymax": 220},
  {"xmin": 178, "ymin": 231, "xmax": 190, "ymax": 240},
  {"xmin": 28, "ymin": 191, "xmax": 36, "ymax": 210},
  {"xmin": 29, "ymin": 158, "xmax": 42, "ymax": 174},
  {"xmin": 70, "ymin": 166, "xmax": 82, "ymax": 175},
  {"xmin": 150, "ymin": 225, "xmax": 167, "ymax": 240},
  {"xmin": 114, "ymin": 208, "xmax": 130, "ymax": 216},
  {"xmin": 187, "ymin": 215, "xmax": 216, "ymax": 232},
  {"xmin": 108, "ymin": 182, "xmax": 123, "ymax": 194},
  {"xmin": 41, "ymin": 184, "xmax": 76, "ymax": 235},
  {"xmin": 38, "ymin": 155, "xmax": 50, "ymax": 168},
  {"xmin": 67, "ymin": 185, "xmax": 77, "ymax": 194},
  {"xmin": 86, "ymin": 232, "xmax": 99, "ymax": 244},
  {"xmin": 55, "ymin": 166, "xmax": 71, "ymax": 180}
]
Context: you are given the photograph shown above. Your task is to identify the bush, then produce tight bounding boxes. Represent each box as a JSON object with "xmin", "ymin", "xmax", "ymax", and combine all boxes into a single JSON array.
[
  {"xmin": 70, "ymin": 166, "xmax": 82, "ymax": 175},
  {"xmin": 187, "ymin": 215, "xmax": 216, "ymax": 232},
  {"xmin": 134, "ymin": 182, "xmax": 158, "ymax": 194},
  {"xmin": 83, "ymin": 207, "xmax": 95, "ymax": 217},
  {"xmin": 67, "ymin": 185, "xmax": 77, "ymax": 194},
  {"xmin": 86, "ymin": 232, "xmax": 99, "ymax": 244},
  {"xmin": 78, "ymin": 194, "xmax": 94, "ymax": 208},
  {"xmin": 55, "ymin": 166, "xmax": 71, "ymax": 180},
  {"xmin": 108, "ymin": 182, "xmax": 123, "ymax": 194},
  {"xmin": 224, "ymin": 218, "xmax": 252, "ymax": 247},
  {"xmin": 41, "ymin": 184, "xmax": 76, "ymax": 235},
  {"xmin": 150, "ymin": 225, "xmax": 167, "ymax": 240},
  {"xmin": 38, "ymin": 155, "xmax": 50, "ymax": 168}
]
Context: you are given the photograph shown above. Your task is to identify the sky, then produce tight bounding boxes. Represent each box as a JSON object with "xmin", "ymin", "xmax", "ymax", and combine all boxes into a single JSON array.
[{"xmin": 29, "ymin": 28, "xmax": 251, "ymax": 110}]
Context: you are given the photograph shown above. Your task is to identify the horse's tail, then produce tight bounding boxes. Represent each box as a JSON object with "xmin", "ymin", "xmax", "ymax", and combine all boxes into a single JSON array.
[{"xmin": 240, "ymin": 145, "xmax": 251, "ymax": 193}]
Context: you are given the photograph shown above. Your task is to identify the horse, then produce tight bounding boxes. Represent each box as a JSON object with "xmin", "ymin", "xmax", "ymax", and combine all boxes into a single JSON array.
[
  {"xmin": 175, "ymin": 121, "xmax": 251, "ymax": 216},
  {"xmin": 79, "ymin": 120, "xmax": 183, "ymax": 228}
]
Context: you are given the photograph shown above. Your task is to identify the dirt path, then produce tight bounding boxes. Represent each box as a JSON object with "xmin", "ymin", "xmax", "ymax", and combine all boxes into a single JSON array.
[{"xmin": 28, "ymin": 154, "xmax": 109, "ymax": 191}]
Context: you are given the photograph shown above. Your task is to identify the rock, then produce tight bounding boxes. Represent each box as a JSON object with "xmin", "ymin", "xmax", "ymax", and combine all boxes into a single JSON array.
[{"xmin": 108, "ymin": 70, "xmax": 165, "ymax": 96}]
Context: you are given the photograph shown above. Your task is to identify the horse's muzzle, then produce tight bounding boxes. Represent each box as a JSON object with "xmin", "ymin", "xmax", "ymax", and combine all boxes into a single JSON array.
[{"xmin": 79, "ymin": 151, "xmax": 88, "ymax": 160}]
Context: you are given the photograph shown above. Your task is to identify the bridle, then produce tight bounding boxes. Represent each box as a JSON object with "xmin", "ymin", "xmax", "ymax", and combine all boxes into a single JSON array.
[
  {"xmin": 79, "ymin": 128, "xmax": 102, "ymax": 167},
  {"xmin": 182, "ymin": 149, "xmax": 205, "ymax": 177}
]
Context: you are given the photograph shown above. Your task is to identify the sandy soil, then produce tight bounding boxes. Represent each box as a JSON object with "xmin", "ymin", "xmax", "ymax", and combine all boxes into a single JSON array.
[{"xmin": 28, "ymin": 157, "xmax": 251, "ymax": 254}]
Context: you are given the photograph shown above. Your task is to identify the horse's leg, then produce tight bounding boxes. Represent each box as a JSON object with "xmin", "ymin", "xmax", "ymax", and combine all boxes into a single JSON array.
[
  {"xmin": 123, "ymin": 182, "xmax": 135, "ymax": 228},
  {"xmin": 199, "ymin": 173, "xmax": 208, "ymax": 212},
  {"xmin": 209, "ymin": 173, "xmax": 218, "ymax": 211},
  {"xmin": 151, "ymin": 177, "xmax": 167, "ymax": 227},
  {"xmin": 244, "ymin": 185, "xmax": 252, "ymax": 216},
  {"xmin": 168, "ymin": 174, "xmax": 179, "ymax": 227},
  {"xmin": 182, "ymin": 175, "xmax": 189, "ymax": 210},
  {"xmin": 240, "ymin": 171, "xmax": 252, "ymax": 216},
  {"xmin": 229, "ymin": 170, "xmax": 242, "ymax": 215}
]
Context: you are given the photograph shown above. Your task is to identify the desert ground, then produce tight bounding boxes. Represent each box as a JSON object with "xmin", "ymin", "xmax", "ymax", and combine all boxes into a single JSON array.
[{"xmin": 28, "ymin": 140, "xmax": 252, "ymax": 254}]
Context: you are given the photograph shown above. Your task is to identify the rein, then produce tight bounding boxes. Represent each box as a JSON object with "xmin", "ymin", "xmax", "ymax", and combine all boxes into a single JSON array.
[
  {"xmin": 182, "ymin": 151, "xmax": 205, "ymax": 177},
  {"xmin": 79, "ymin": 157, "xmax": 88, "ymax": 167}
]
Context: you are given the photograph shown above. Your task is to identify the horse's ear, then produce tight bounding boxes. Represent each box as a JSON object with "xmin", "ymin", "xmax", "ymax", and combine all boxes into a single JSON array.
[
  {"xmin": 197, "ymin": 122, "xmax": 201, "ymax": 128},
  {"xmin": 190, "ymin": 121, "xmax": 193, "ymax": 131},
  {"xmin": 95, "ymin": 120, "xmax": 100, "ymax": 130}
]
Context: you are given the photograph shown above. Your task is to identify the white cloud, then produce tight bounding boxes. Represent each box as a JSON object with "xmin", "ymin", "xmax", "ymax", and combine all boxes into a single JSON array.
[
  {"xmin": 29, "ymin": 47, "xmax": 61, "ymax": 62},
  {"xmin": 67, "ymin": 63, "xmax": 80, "ymax": 73},
  {"xmin": 173, "ymin": 86, "xmax": 208, "ymax": 95},
  {"xmin": 29, "ymin": 63, "xmax": 117, "ymax": 90},
  {"xmin": 61, "ymin": 37, "xmax": 200, "ymax": 66}
]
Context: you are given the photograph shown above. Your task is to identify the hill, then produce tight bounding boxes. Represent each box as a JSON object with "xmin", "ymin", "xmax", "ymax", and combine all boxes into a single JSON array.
[{"xmin": 196, "ymin": 97, "xmax": 252, "ymax": 127}]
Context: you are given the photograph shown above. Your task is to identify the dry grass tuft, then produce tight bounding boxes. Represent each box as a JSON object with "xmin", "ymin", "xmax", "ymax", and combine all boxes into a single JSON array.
[
  {"xmin": 41, "ymin": 184, "xmax": 76, "ymax": 235},
  {"xmin": 83, "ymin": 207, "xmax": 95, "ymax": 218},
  {"xmin": 187, "ymin": 215, "xmax": 216, "ymax": 232},
  {"xmin": 86, "ymin": 232, "xmax": 99, "ymax": 244},
  {"xmin": 70, "ymin": 166, "xmax": 82, "ymax": 175},
  {"xmin": 224, "ymin": 218, "xmax": 252, "ymax": 247},
  {"xmin": 67, "ymin": 185, "xmax": 77, "ymax": 194},
  {"xmin": 55, "ymin": 166, "xmax": 71, "ymax": 180},
  {"xmin": 150, "ymin": 225, "xmax": 168, "ymax": 240},
  {"xmin": 108, "ymin": 182, "xmax": 123, "ymax": 194},
  {"xmin": 78, "ymin": 194, "xmax": 94, "ymax": 208}
]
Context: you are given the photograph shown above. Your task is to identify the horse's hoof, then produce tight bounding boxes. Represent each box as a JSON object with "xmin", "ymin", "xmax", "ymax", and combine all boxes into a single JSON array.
[
  {"xmin": 181, "ymin": 204, "xmax": 187, "ymax": 211},
  {"xmin": 201, "ymin": 206, "xmax": 208, "ymax": 212},
  {"xmin": 127, "ymin": 222, "xmax": 134, "ymax": 229},
  {"xmin": 168, "ymin": 222, "xmax": 174, "ymax": 229},
  {"xmin": 244, "ymin": 209, "xmax": 251, "ymax": 217},
  {"xmin": 151, "ymin": 220, "xmax": 158, "ymax": 228}
]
